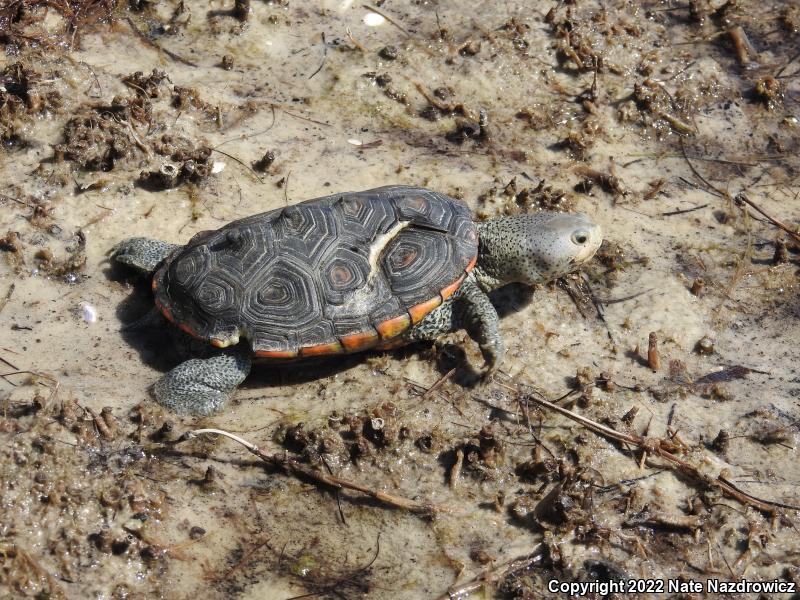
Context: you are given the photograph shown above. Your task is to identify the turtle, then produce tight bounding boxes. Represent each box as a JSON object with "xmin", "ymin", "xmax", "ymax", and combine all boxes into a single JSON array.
[{"xmin": 112, "ymin": 185, "xmax": 602, "ymax": 415}]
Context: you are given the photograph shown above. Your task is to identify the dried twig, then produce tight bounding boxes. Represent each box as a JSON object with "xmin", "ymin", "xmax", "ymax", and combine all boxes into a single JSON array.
[
  {"xmin": 647, "ymin": 332, "xmax": 660, "ymax": 372},
  {"xmin": 680, "ymin": 139, "xmax": 726, "ymax": 198},
  {"xmin": 346, "ymin": 27, "xmax": 367, "ymax": 52},
  {"xmin": 423, "ymin": 367, "xmax": 457, "ymax": 399},
  {"xmin": 595, "ymin": 288, "xmax": 652, "ymax": 305},
  {"xmin": 728, "ymin": 26, "xmax": 757, "ymax": 66},
  {"xmin": 308, "ymin": 32, "xmax": 327, "ymax": 79},
  {"xmin": 735, "ymin": 193, "xmax": 800, "ymax": 243},
  {"xmin": 211, "ymin": 148, "xmax": 264, "ymax": 184},
  {"xmin": 0, "ymin": 351, "xmax": 18, "ymax": 371},
  {"xmin": 411, "ymin": 80, "xmax": 478, "ymax": 120},
  {"xmin": 274, "ymin": 105, "xmax": 331, "ymax": 127},
  {"xmin": 286, "ymin": 534, "xmax": 382, "ymax": 600},
  {"xmin": 0, "ymin": 283, "xmax": 15, "ymax": 316},
  {"xmin": 680, "ymin": 140, "xmax": 800, "ymax": 242},
  {"xmin": 661, "ymin": 203, "xmax": 708, "ymax": 216},
  {"xmin": 448, "ymin": 448, "xmax": 463, "ymax": 489},
  {"xmin": 573, "ymin": 165, "xmax": 627, "ymax": 196},
  {"xmin": 362, "ymin": 3, "xmax": 411, "ymax": 37},
  {"xmin": 435, "ymin": 547, "xmax": 544, "ymax": 600},
  {"xmin": 178, "ymin": 429, "xmax": 442, "ymax": 515},
  {"xmin": 526, "ymin": 394, "xmax": 799, "ymax": 514},
  {"xmin": 125, "ymin": 17, "xmax": 198, "ymax": 67}
]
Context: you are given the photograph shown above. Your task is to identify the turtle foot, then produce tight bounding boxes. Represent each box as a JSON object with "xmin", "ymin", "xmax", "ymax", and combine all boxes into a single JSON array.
[{"xmin": 152, "ymin": 351, "xmax": 251, "ymax": 415}]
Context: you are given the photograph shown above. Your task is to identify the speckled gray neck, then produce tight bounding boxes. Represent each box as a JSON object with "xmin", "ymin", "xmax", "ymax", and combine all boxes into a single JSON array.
[
  {"xmin": 473, "ymin": 219, "xmax": 544, "ymax": 291},
  {"xmin": 472, "ymin": 222, "xmax": 508, "ymax": 292}
]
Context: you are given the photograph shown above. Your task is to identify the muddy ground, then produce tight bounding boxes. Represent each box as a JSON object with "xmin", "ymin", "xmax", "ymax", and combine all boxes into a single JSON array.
[{"xmin": 1, "ymin": 1, "xmax": 800, "ymax": 598}]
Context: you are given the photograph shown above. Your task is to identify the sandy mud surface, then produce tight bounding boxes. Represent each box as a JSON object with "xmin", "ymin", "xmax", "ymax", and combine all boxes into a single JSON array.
[{"xmin": 1, "ymin": 1, "xmax": 800, "ymax": 598}]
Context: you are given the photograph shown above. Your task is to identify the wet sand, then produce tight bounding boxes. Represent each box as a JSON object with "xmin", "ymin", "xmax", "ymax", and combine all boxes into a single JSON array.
[{"xmin": 1, "ymin": 1, "xmax": 799, "ymax": 598}]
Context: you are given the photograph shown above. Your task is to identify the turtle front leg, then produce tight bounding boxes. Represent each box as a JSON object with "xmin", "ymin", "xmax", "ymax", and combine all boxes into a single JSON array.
[
  {"xmin": 406, "ymin": 278, "xmax": 504, "ymax": 370},
  {"xmin": 152, "ymin": 348, "xmax": 252, "ymax": 415},
  {"xmin": 112, "ymin": 238, "xmax": 180, "ymax": 276},
  {"xmin": 456, "ymin": 280, "xmax": 505, "ymax": 369}
]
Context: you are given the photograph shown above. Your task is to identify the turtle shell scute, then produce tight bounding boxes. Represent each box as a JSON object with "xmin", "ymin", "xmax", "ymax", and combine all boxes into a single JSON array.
[
  {"xmin": 244, "ymin": 258, "xmax": 321, "ymax": 329},
  {"xmin": 321, "ymin": 247, "xmax": 370, "ymax": 305},
  {"xmin": 382, "ymin": 228, "xmax": 454, "ymax": 306},
  {"xmin": 272, "ymin": 204, "xmax": 338, "ymax": 263}
]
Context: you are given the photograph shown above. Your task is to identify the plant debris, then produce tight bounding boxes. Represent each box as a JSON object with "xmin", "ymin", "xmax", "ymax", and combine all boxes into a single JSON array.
[{"xmin": 0, "ymin": 62, "xmax": 62, "ymax": 146}]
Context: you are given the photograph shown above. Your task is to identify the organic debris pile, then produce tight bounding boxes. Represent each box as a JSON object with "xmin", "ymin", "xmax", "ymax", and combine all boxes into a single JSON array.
[
  {"xmin": 1, "ymin": 62, "xmax": 62, "ymax": 145},
  {"xmin": 1, "ymin": 0, "xmax": 124, "ymax": 48},
  {"xmin": 54, "ymin": 69, "xmax": 214, "ymax": 189}
]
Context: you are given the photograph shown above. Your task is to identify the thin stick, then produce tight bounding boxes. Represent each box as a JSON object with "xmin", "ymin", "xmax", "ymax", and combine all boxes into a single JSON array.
[
  {"xmin": 362, "ymin": 4, "xmax": 411, "ymax": 37},
  {"xmin": 275, "ymin": 106, "xmax": 331, "ymax": 127},
  {"xmin": 283, "ymin": 171, "xmax": 291, "ymax": 205},
  {"xmin": 182, "ymin": 429, "xmax": 442, "ymax": 515},
  {"xmin": 0, "ymin": 352, "xmax": 18, "ymax": 370},
  {"xmin": 126, "ymin": 17, "xmax": 198, "ymax": 67},
  {"xmin": 435, "ymin": 547, "xmax": 544, "ymax": 600},
  {"xmin": 211, "ymin": 148, "xmax": 264, "ymax": 184},
  {"xmin": 735, "ymin": 193, "xmax": 800, "ymax": 243},
  {"xmin": 0, "ymin": 283, "xmax": 15, "ymax": 316},
  {"xmin": 595, "ymin": 288, "xmax": 652, "ymax": 305},
  {"xmin": 308, "ymin": 32, "xmax": 327, "ymax": 79},
  {"xmin": 680, "ymin": 138, "xmax": 726, "ymax": 198},
  {"xmin": 423, "ymin": 367, "xmax": 456, "ymax": 399},
  {"xmin": 346, "ymin": 27, "xmax": 367, "ymax": 52},
  {"xmin": 0, "ymin": 194, "xmax": 35, "ymax": 208},
  {"xmin": 526, "ymin": 395, "xmax": 799, "ymax": 514},
  {"xmin": 661, "ymin": 204, "xmax": 709, "ymax": 216},
  {"xmin": 680, "ymin": 140, "xmax": 800, "ymax": 242}
]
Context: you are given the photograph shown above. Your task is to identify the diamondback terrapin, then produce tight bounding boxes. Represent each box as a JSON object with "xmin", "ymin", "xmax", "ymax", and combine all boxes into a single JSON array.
[{"xmin": 113, "ymin": 185, "xmax": 602, "ymax": 414}]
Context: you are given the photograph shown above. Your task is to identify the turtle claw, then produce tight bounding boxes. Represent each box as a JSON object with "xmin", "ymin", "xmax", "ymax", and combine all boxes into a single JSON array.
[
  {"xmin": 479, "ymin": 342, "xmax": 505, "ymax": 372},
  {"xmin": 479, "ymin": 361, "xmax": 499, "ymax": 383}
]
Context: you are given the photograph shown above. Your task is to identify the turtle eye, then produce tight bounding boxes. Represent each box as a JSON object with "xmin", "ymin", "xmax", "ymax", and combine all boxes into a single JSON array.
[{"xmin": 571, "ymin": 229, "xmax": 590, "ymax": 245}]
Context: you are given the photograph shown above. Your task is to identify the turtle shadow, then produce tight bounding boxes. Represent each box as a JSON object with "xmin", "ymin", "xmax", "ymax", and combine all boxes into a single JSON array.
[
  {"xmin": 114, "ymin": 278, "xmax": 182, "ymax": 372},
  {"xmin": 489, "ymin": 282, "xmax": 535, "ymax": 318},
  {"xmin": 110, "ymin": 274, "xmax": 393, "ymax": 385},
  {"xmin": 246, "ymin": 355, "xmax": 364, "ymax": 389},
  {"xmin": 100, "ymin": 257, "xmax": 137, "ymax": 282},
  {"xmin": 105, "ymin": 260, "xmax": 180, "ymax": 373}
]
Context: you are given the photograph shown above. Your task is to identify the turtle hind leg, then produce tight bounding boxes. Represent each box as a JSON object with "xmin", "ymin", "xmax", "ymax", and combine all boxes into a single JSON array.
[
  {"xmin": 153, "ymin": 349, "xmax": 252, "ymax": 415},
  {"xmin": 112, "ymin": 237, "xmax": 180, "ymax": 276}
]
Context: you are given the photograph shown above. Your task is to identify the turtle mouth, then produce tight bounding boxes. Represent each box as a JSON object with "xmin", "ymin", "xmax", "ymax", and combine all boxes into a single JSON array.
[{"xmin": 573, "ymin": 247, "xmax": 594, "ymax": 264}]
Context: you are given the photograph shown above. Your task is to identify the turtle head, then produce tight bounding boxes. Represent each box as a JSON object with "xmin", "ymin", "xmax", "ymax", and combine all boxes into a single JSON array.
[{"xmin": 474, "ymin": 212, "xmax": 603, "ymax": 289}]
